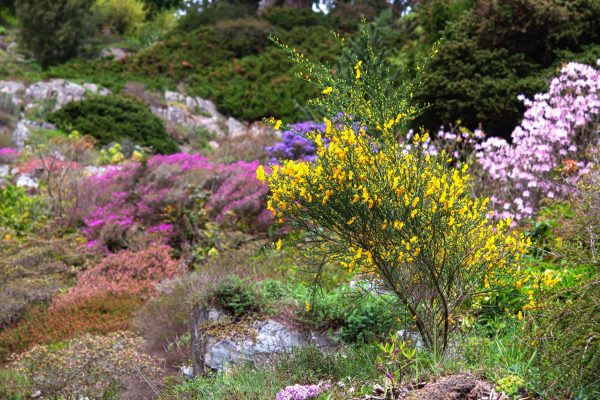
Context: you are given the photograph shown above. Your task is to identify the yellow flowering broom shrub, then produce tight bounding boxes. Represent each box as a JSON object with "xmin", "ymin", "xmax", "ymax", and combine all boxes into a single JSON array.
[
  {"xmin": 257, "ymin": 123, "xmax": 530, "ymax": 353},
  {"xmin": 271, "ymin": 22, "xmax": 436, "ymax": 137}
]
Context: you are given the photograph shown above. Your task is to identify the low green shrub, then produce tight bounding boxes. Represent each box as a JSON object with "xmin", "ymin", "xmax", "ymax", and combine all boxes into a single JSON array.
[
  {"xmin": 175, "ymin": 1, "xmax": 257, "ymax": 32},
  {"xmin": 214, "ymin": 18, "xmax": 272, "ymax": 58},
  {"xmin": 261, "ymin": 7, "xmax": 331, "ymax": 29},
  {"xmin": 93, "ymin": 0, "xmax": 146, "ymax": 36},
  {"xmin": 527, "ymin": 276, "xmax": 600, "ymax": 398},
  {"xmin": 48, "ymin": 95, "xmax": 178, "ymax": 153},
  {"xmin": 0, "ymin": 185, "xmax": 45, "ymax": 236},
  {"xmin": 47, "ymin": 21, "xmax": 340, "ymax": 123},
  {"xmin": 210, "ymin": 275, "xmax": 263, "ymax": 318}
]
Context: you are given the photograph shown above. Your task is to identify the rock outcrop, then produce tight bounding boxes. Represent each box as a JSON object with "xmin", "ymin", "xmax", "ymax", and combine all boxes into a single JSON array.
[
  {"xmin": 190, "ymin": 307, "xmax": 335, "ymax": 375},
  {"xmin": 0, "ymin": 80, "xmax": 252, "ymax": 148}
]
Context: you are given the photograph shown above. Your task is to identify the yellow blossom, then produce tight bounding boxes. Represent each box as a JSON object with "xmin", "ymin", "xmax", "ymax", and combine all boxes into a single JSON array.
[
  {"xmin": 354, "ymin": 60, "xmax": 362, "ymax": 80},
  {"xmin": 256, "ymin": 165, "xmax": 266, "ymax": 184}
]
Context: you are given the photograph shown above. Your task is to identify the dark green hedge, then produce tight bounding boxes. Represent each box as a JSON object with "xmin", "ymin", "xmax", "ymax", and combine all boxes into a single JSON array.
[
  {"xmin": 49, "ymin": 95, "xmax": 178, "ymax": 154},
  {"xmin": 414, "ymin": 0, "xmax": 600, "ymax": 138}
]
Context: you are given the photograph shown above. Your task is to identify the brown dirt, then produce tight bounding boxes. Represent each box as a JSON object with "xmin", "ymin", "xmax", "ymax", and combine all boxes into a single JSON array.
[{"xmin": 363, "ymin": 373, "xmax": 506, "ymax": 400}]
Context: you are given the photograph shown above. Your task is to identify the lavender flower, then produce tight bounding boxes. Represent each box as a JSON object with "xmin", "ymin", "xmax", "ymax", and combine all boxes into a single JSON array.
[
  {"xmin": 266, "ymin": 121, "xmax": 326, "ymax": 163},
  {"xmin": 275, "ymin": 383, "xmax": 330, "ymax": 400}
]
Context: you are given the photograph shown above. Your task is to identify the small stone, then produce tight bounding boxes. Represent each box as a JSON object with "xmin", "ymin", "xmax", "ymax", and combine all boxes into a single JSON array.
[
  {"xmin": 0, "ymin": 165, "xmax": 10, "ymax": 178},
  {"xmin": 373, "ymin": 384, "xmax": 385, "ymax": 394},
  {"xmin": 16, "ymin": 174, "xmax": 38, "ymax": 189},
  {"xmin": 180, "ymin": 365, "xmax": 194, "ymax": 379}
]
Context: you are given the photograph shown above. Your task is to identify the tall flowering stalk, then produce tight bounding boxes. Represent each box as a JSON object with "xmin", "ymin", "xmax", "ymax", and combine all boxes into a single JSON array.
[{"xmin": 258, "ymin": 120, "xmax": 530, "ymax": 353}]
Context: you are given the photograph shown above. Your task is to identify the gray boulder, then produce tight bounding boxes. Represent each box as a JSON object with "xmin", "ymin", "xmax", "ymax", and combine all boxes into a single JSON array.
[{"xmin": 191, "ymin": 307, "xmax": 334, "ymax": 374}]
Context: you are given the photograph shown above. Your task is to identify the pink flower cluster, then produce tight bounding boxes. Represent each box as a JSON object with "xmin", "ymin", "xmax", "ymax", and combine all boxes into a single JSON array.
[
  {"xmin": 0, "ymin": 147, "xmax": 19, "ymax": 164},
  {"xmin": 434, "ymin": 60, "xmax": 600, "ymax": 220},
  {"xmin": 77, "ymin": 153, "xmax": 271, "ymax": 250},
  {"xmin": 276, "ymin": 383, "xmax": 330, "ymax": 400},
  {"xmin": 52, "ymin": 245, "xmax": 179, "ymax": 309},
  {"xmin": 207, "ymin": 160, "xmax": 271, "ymax": 230}
]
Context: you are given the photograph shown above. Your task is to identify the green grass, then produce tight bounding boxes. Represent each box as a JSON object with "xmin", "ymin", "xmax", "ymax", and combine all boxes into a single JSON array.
[{"xmin": 167, "ymin": 345, "xmax": 380, "ymax": 400}]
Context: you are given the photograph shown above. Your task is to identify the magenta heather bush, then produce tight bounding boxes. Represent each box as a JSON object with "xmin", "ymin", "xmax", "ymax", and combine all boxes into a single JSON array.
[
  {"xmin": 77, "ymin": 153, "xmax": 270, "ymax": 251},
  {"xmin": 52, "ymin": 245, "xmax": 179, "ymax": 309},
  {"xmin": 206, "ymin": 160, "xmax": 271, "ymax": 230},
  {"xmin": 276, "ymin": 383, "xmax": 330, "ymax": 400},
  {"xmin": 0, "ymin": 148, "xmax": 19, "ymax": 164},
  {"xmin": 432, "ymin": 60, "xmax": 600, "ymax": 220}
]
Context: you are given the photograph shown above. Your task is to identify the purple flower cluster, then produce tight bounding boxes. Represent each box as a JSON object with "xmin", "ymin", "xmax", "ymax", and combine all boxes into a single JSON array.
[
  {"xmin": 275, "ymin": 383, "xmax": 330, "ymax": 400},
  {"xmin": 147, "ymin": 153, "xmax": 211, "ymax": 172},
  {"xmin": 266, "ymin": 121, "xmax": 325, "ymax": 163},
  {"xmin": 0, "ymin": 147, "xmax": 20, "ymax": 164},
  {"xmin": 77, "ymin": 153, "xmax": 271, "ymax": 251},
  {"xmin": 207, "ymin": 160, "xmax": 271, "ymax": 230}
]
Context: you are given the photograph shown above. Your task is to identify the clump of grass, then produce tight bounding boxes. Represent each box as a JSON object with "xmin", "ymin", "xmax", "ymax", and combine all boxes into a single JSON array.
[{"xmin": 166, "ymin": 345, "xmax": 380, "ymax": 400}]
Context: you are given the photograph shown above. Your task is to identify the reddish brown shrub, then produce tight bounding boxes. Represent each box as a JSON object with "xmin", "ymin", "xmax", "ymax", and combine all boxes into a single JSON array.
[
  {"xmin": 0, "ymin": 295, "xmax": 142, "ymax": 363},
  {"xmin": 52, "ymin": 245, "xmax": 180, "ymax": 309}
]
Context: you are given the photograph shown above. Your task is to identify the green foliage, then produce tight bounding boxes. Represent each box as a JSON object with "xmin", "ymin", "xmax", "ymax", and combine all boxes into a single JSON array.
[
  {"xmin": 527, "ymin": 275, "xmax": 600, "ymax": 398},
  {"xmin": 496, "ymin": 374, "xmax": 525, "ymax": 396},
  {"xmin": 261, "ymin": 7, "xmax": 331, "ymax": 29},
  {"xmin": 340, "ymin": 295, "xmax": 398, "ymax": 343},
  {"xmin": 132, "ymin": 8, "xmax": 178, "ymax": 47},
  {"xmin": 176, "ymin": 1, "xmax": 257, "ymax": 31},
  {"xmin": 142, "ymin": 0, "xmax": 184, "ymax": 14},
  {"xmin": 299, "ymin": 286, "xmax": 399, "ymax": 343},
  {"xmin": 94, "ymin": 0, "xmax": 147, "ymax": 35},
  {"xmin": 415, "ymin": 0, "xmax": 600, "ymax": 137},
  {"xmin": 48, "ymin": 95, "xmax": 178, "ymax": 154},
  {"xmin": 188, "ymin": 24, "xmax": 340, "ymax": 121},
  {"xmin": 460, "ymin": 322, "xmax": 537, "ymax": 395},
  {"xmin": 15, "ymin": 0, "xmax": 96, "ymax": 68},
  {"xmin": 45, "ymin": 13, "xmax": 341, "ymax": 122},
  {"xmin": 210, "ymin": 276, "xmax": 263, "ymax": 318},
  {"xmin": 0, "ymin": 369, "xmax": 29, "ymax": 400},
  {"xmin": 214, "ymin": 18, "xmax": 272, "ymax": 58},
  {"xmin": 172, "ymin": 344, "xmax": 379, "ymax": 399},
  {"xmin": 0, "ymin": 185, "xmax": 44, "ymax": 235},
  {"xmin": 0, "ymin": 0, "xmax": 16, "ymax": 13},
  {"xmin": 273, "ymin": 21, "xmax": 430, "ymax": 135}
]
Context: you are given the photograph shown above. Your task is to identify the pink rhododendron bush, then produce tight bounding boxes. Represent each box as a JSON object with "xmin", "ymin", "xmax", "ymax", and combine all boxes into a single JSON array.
[
  {"xmin": 75, "ymin": 153, "xmax": 271, "ymax": 251},
  {"xmin": 433, "ymin": 61, "xmax": 600, "ymax": 221}
]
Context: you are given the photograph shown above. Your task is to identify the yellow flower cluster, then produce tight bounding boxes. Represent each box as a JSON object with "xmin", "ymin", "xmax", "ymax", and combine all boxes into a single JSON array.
[{"xmin": 258, "ymin": 121, "xmax": 530, "ymax": 286}]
